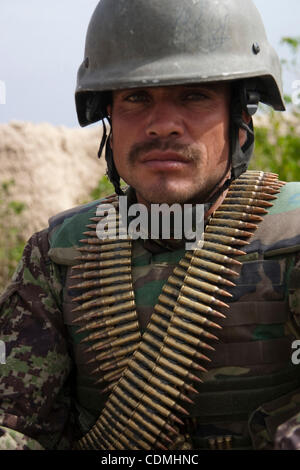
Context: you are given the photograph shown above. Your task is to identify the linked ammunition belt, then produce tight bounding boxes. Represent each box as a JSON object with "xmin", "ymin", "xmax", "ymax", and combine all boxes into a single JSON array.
[{"xmin": 71, "ymin": 171, "xmax": 284, "ymax": 450}]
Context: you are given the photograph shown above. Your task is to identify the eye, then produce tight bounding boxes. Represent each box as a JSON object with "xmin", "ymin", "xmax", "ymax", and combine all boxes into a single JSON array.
[
  {"xmin": 124, "ymin": 91, "xmax": 149, "ymax": 103},
  {"xmin": 183, "ymin": 91, "xmax": 208, "ymax": 101}
]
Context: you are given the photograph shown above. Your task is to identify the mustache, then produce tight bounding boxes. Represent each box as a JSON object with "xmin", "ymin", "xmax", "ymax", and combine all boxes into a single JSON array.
[{"xmin": 128, "ymin": 139, "xmax": 201, "ymax": 163}]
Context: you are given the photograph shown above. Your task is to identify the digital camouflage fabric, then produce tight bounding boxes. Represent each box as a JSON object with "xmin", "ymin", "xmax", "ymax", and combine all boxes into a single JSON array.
[
  {"xmin": 275, "ymin": 411, "xmax": 300, "ymax": 449},
  {"xmin": 1, "ymin": 183, "xmax": 300, "ymax": 449},
  {"xmin": 274, "ymin": 252, "xmax": 300, "ymax": 450}
]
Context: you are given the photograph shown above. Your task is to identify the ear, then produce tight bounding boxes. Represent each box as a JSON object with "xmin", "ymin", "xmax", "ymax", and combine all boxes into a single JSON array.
[
  {"xmin": 107, "ymin": 104, "xmax": 112, "ymax": 118},
  {"xmin": 239, "ymin": 111, "xmax": 251, "ymax": 147}
]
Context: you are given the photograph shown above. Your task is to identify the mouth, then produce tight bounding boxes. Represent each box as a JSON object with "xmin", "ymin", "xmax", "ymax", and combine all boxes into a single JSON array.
[{"xmin": 140, "ymin": 151, "xmax": 191, "ymax": 169}]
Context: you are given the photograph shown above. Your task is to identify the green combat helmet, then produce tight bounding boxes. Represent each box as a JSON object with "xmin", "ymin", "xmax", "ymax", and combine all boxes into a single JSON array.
[{"xmin": 75, "ymin": 0, "xmax": 285, "ymax": 193}]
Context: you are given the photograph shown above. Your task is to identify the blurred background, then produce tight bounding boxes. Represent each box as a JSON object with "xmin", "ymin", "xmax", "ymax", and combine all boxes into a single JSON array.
[{"xmin": 0, "ymin": 0, "xmax": 300, "ymax": 290}]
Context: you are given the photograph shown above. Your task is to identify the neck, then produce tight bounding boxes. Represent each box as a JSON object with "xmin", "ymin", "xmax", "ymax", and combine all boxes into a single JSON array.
[{"xmin": 135, "ymin": 170, "xmax": 232, "ymax": 222}]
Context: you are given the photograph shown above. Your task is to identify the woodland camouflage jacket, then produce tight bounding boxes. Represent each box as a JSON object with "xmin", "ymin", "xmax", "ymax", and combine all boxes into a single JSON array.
[{"xmin": 1, "ymin": 183, "xmax": 300, "ymax": 450}]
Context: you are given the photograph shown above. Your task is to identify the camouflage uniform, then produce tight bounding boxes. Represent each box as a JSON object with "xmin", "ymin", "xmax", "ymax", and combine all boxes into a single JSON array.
[{"xmin": 1, "ymin": 183, "xmax": 300, "ymax": 450}]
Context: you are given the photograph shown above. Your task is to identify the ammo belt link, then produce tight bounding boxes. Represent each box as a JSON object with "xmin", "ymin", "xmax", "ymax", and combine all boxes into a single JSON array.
[{"xmin": 70, "ymin": 171, "xmax": 284, "ymax": 450}]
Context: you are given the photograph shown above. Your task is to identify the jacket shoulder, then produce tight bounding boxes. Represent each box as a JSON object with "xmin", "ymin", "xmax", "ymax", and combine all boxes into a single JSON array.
[
  {"xmin": 47, "ymin": 195, "xmax": 115, "ymax": 265},
  {"xmin": 248, "ymin": 182, "xmax": 300, "ymax": 256}
]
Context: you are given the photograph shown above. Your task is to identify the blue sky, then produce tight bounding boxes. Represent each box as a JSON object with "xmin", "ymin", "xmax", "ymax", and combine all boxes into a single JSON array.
[{"xmin": 0, "ymin": 0, "xmax": 299, "ymax": 127}]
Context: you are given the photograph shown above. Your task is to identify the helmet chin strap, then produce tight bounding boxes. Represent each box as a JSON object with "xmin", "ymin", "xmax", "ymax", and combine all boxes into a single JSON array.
[
  {"xmin": 203, "ymin": 82, "xmax": 259, "ymax": 212},
  {"xmin": 98, "ymin": 117, "xmax": 125, "ymax": 196}
]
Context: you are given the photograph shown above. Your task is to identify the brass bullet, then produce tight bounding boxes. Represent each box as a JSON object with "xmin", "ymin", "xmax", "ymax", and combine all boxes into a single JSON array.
[
  {"xmin": 168, "ymin": 275, "xmax": 184, "ymax": 289},
  {"xmin": 76, "ymin": 311, "xmax": 136, "ymax": 333},
  {"xmin": 117, "ymin": 381, "xmax": 184, "ymax": 426},
  {"xmin": 219, "ymin": 204, "xmax": 267, "ymax": 214},
  {"xmin": 91, "ymin": 423, "xmax": 107, "ymax": 448},
  {"xmin": 129, "ymin": 360, "xmax": 194, "ymax": 404},
  {"xmin": 174, "ymin": 301, "xmax": 224, "ymax": 326},
  {"xmin": 201, "ymin": 240, "xmax": 246, "ymax": 256},
  {"xmin": 77, "ymin": 245, "xmax": 101, "ymax": 253},
  {"xmin": 71, "ymin": 290, "xmax": 134, "ymax": 312},
  {"xmin": 154, "ymin": 303, "xmax": 176, "ymax": 320},
  {"xmin": 101, "ymin": 356, "xmax": 129, "ymax": 371},
  {"xmin": 81, "ymin": 433, "xmax": 97, "ymax": 450},
  {"xmin": 100, "ymin": 415, "xmax": 128, "ymax": 449},
  {"xmin": 158, "ymin": 293, "xmax": 177, "ymax": 309},
  {"xmin": 205, "ymin": 225, "xmax": 253, "ymax": 238},
  {"xmin": 151, "ymin": 312, "xmax": 170, "ymax": 329},
  {"xmin": 204, "ymin": 232, "xmax": 250, "ymax": 246},
  {"xmin": 222, "ymin": 197, "xmax": 273, "ymax": 208},
  {"xmin": 119, "ymin": 377, "xmax": 180, "ymax": 422},
  {"xmin": 172, "ymin": 313, "xmax": 220, "ymax": 340},
  {"xmin": 79, "ymin": 238, "xmax": 102, "ymax": 245},
  {"xmin": 185, "ymin": 253, "xmax": 239, "ymax": 276},
  {"xmin": 73, "ymin": 256, "xmax": 131, "ymax": 265},
  {"xmin": 180, "ymin": 284, "xmax": 229, "ymax": 310},
  {"xmin": 213, "ymin": 210, "xmax": 263, "ymax": 222},
  {"xmin": 159, "ymin": 344, "xmax": 205, "ymax": 373},
  {"xmin": 144, "ymin": 330, "xmax": 163, "ymax": 350},
  {"xmin": 157, "ymin": 355, "xmax": 203, "ymax": 385},
  {"xmin": 110, "ymin": 408, "xmax": 160, "ymax": 448},
  {"xmin": 72, "ymin": 299, "xmax": 136, "ymax": 323},
  {"xmin": 95, "ymin": 367, "xmax": 124, "ymax": 384},
  {"xmin": 162, "ymin": 284, "xmax": 181, "ymax": 299},
  {"xmin": 135, "ymin": 349, "xmax": 188, "ymax": 389},
  {"xmin": 77, "ymin": 248, "xmax": 131, "ymax": 260},
  {"xmin": 164, "ymin": 336, "xmax": 210, "ymax": 364},
  {"xmin": 71, "ymin": 265, "xmax": 131, "ymax": 279},
  {"xmin": 147, "ymin": 322, "xmax": 167, "ymax": 341},
  {"xmin": 179, "ymin": 259, "xmax": 236, "ymax": 287},
  {"xmin": 107, "ymin": 399, "xmax": 173, "ymax": 444},
  {"xmin": 208, "ymin": 217, "xmax": 258, "ymax": 230},
  {"xmin": 208, "ymin": 437, "xmax": 216, "ymax": 450},
  {"xmin": 94, "ymin": 342, "xmax": 138, "ymax": 361},
  {"xmin": 72, "ymin": 282, "xmax": 132, "ymax": 302},
  {"xmin": 238, "ymin": 171, "xmax": 276, "ymax": 178},
  {"xmin": 227, "ymin": 190, "xmax": 276, "ymax": 201},
  {"xmin": 110, "ymin": 387, "xmax": 176, "ymax": 433},
  {"xmin": 225, "ymin": 435, "xmax": 233, "ymax": 450},
  {"xmin": 192, "ymin": 248, "xmax": 242, "ymax": 266},
  {"xmin": 103, "ymin": 408, "xmax": 153, "ymax": 449},
  {"xmin": 71, "ymin": 273, "xmax": 132, "ymax": 289},
  {"xmin": 231, "ymin": 184, "xmax": 279, "ymax": 194},
  {"xmin": 169, "ymin": 325, "xmax": 215, "ymax": 352},
  {"xmin": 85, "ymin": 331, "xmax": 141, "ymax": 353},
  {"xmin": 101, "ymin": 381, "xmax": 118, "ymax": 394},
  {"xmin": 95, "ymin": 418, "xmax": 118, "ymax": 449},
  {"xmin": 95, "ymin": 265, "xmax": 132, "ymax": 277},
  {"xmin": 81, "ymin": 320, "xmax": 139, "ymax": 343},
  {"xmin": 173, "ymin": 270, "xmax": 233, "ymax": 298},
  {"xmin": 95, "ymin": 421, "xmax": 116, "ymax": 449},
  {"xmin": 82, "ymin": 239, "xmax": 131, "ymax": 250},
  {"xmin": 125, "ymin": 369, "xmax": 188, "ymax": 415}
]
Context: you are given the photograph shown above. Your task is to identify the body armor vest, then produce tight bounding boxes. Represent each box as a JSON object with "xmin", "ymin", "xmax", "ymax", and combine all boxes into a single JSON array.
[{"xmin": 47, "ymin": 172, "xmax": 300, "ymax": 449}]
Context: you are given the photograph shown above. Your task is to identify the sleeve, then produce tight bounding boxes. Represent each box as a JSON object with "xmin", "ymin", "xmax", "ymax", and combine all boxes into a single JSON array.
[
  {"xmin": 275, "ymin": 412, "xmax": 300, "ymax": 450},
  {"xmin": 274, "ymin": 253, "xmax": 300, "ymax": 450},
  {"xmin": 0, "ymin": 229, "xmax": 73, "ymax": 450}
]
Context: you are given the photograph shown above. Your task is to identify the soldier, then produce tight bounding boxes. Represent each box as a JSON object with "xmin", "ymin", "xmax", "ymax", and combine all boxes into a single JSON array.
[{"xmin": 1, "ymin": 0, "xmax": 300, "ymax": 450}]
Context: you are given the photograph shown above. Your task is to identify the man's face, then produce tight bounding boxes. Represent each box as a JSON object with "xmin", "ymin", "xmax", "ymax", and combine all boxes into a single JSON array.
[{"xmin": 108, "ymin": 83, "xmax": 231, "ymax": 206}]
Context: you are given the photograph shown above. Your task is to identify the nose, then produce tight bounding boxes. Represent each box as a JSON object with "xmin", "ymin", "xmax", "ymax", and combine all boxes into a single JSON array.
[{"xmin": 145, "ymin": 100, "xmax": 184, "ymax": 139}]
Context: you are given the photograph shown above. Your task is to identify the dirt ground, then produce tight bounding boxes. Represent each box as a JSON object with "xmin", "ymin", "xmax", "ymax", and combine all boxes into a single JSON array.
[{"xmin": 0, "ymin": 121, "xmax": 106, "ymax": 240}]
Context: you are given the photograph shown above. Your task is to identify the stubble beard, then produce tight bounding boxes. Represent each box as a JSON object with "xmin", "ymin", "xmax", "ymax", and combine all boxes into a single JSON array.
[{"xmin": 124, "ymin": 139, "xmax": 211, "ymax": 205}]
